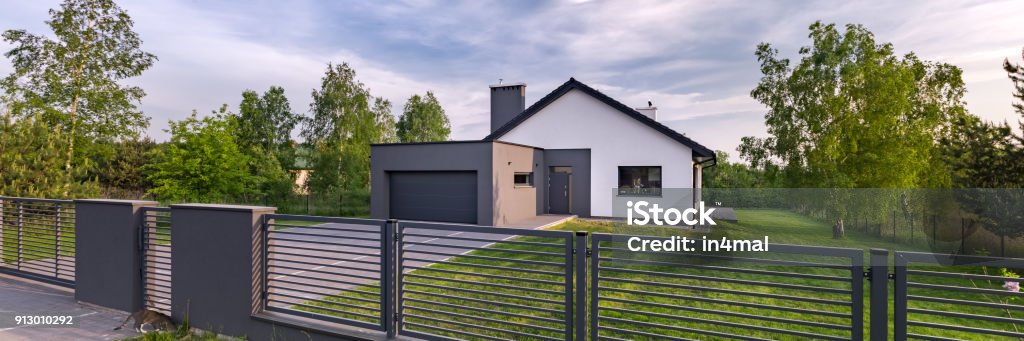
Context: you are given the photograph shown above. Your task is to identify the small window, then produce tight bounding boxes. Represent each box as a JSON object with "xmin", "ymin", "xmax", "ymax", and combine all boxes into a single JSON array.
[
  {"xmin": 618, "ymin": 166, "xmax": 662, "ymax": 196},
  {"xmin": 514, "ymin": 172, "xmax": 533, "ymax": 187}
]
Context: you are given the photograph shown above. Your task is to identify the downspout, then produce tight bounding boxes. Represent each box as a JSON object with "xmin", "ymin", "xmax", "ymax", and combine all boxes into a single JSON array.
[{"xmin": 693, "ymin": 155, "xmax": 717, "ymax": 208}]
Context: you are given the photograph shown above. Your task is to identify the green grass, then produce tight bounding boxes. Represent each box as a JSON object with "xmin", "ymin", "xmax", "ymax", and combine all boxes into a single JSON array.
[{"xmin": 289, "ymin": 208, "xmax": 1023, "ymax": 340}]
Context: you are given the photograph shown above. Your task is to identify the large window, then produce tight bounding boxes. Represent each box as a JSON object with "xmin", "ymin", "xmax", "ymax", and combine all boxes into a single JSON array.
[{"xmin": 618, "ymin": 166, "xmax": 662, "ymax": 196}]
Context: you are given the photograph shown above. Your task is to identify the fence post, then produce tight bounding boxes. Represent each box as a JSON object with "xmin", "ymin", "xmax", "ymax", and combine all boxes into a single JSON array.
[
  {"xmin": 383, "ymin": 219, "xmax": 397, "ymax": 337},
  {"xmin": 169, "ymin": 203, "xmax": 275, "ymax": 336},
  {"xmin": 575, "ymin": 231, "xmax": 587, "ymax": 341},
  {"xmin": 869, "ymin": 248, "xmax": 889, "ymax": 341},
  {"xmin": 893, "ymin": 251, "xmax": 908, "ymax": 341},
  {"xmin": 589, "ymin": 235, "xmax": 599, "ymax": 341},
  {"xmin": 892, "ymin": 211, "xmax": 897, "ymax": 242},
  {"xmin": 960, "ymin": 218, "xmax": 966, "ymax": 254},
  {"xmin": 73, "ymin": 199, "xmax": 158, "ymax": 312}
]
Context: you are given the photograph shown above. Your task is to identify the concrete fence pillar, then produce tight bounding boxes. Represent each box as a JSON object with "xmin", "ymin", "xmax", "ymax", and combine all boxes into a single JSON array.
[
  {"xmin": 74, "ymin": 199, "xmax": 158, "ymax": 312},
  {"xmin": 170, "ymin": 204, "xmax": 275, "ymax": 336}
]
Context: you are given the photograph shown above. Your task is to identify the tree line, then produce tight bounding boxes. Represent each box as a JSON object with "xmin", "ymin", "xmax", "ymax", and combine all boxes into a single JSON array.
[
  {"xmin": 703, "ymin": 22, "xmax": 1024, "ymax": 244},
  {"xmin": 0, "ymin": 0, "xmax": 452, "ymax": 205}
]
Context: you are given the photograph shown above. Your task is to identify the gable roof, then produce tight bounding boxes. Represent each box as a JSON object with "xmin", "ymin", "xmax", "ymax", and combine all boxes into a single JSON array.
[{"xmin": 484, "ymin": 77, "xmax": 716, "ymax": 161}]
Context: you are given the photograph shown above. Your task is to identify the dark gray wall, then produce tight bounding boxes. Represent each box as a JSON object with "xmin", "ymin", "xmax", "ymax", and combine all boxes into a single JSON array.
[
  {"xmin": 74, "ymin": 199, "xmax": 157, "ymax": 312},
  {"xmin": 370, "ymin": 142, "xmax": 494, "ymax": 225},
  {"xmin": 170, "ymin": 203, "xmax": 377, "ymax": 341},
  {"xmin": 490, "ymin": 84, "xmax": 526, "ymax": 133},
  {"xmin": 543, "ymin": 149, "xmax": 592, "ymax": 217},
  {"xmin": 171, "ymin": 204, "xmax": 272, "ymax": 335}
]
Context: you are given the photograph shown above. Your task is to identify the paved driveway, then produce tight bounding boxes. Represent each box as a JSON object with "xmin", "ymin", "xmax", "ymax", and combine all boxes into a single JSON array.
[{"xmin": 0, "ymin": 274, "xmax": 137, "ymax": 340}]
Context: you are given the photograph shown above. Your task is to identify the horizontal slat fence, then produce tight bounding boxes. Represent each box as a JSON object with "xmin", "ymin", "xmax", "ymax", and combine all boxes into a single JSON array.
[
  {"xmin": 141, "ymin": 206, "xmax": 172, "ymax": 315},
  {"xmin": 589, "ymin": 233, "xmax": 864, "ymax": 340},
  {"xmin": 895, "ymin": 252, "xmax": 1024, "ymax": 341},
  {"xmin": 397, "ymin": 221, "xmax": 575, "ymax": 341},
  {"xmin": 0, "ymin": 197, "xmax": 75, "ymax": 287},
  {"xmin": 260, "ymin": 214, "xmax": 389, "ymax": 331}
]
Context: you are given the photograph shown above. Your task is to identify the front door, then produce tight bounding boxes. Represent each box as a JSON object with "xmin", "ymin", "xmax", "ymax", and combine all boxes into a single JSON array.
[{"xmin": 549, "ymin": 169, "xmax": 571, "ymax": 214}]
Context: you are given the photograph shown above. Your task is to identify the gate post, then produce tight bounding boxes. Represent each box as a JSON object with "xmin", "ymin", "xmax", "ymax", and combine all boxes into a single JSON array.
[
  {"xmin": 74, "ymin": 199, "xmax": 158, "ymax": 312},
  {"xmin": 575, "ymin": 231, "xmax": 587, "ymax": 341},
  {"xmin": 869, "ymin": 248, "xmax": 890, "ymax": 341},
  {"xmin": 893, "ymin": 252, "xmax": 908, "ymax": 341},
  {"xmin": 169, "ymin": 203, "xmax": 275, "ymax": 336},
  {"xmin": 383, "ymin": 219, "xmax": 397, "ymax": 337}
]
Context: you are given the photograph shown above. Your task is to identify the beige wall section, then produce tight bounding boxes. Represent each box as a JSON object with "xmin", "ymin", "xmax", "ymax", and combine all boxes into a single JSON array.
[{"xmin": 491, "ymin": 143, "xmax": 540, "ymax": 226}]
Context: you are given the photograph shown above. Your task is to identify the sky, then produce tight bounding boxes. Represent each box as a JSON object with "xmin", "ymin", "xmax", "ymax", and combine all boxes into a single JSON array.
[{"xmin": 1, "ymin": 0, "xmax": 1022, "ymax": 161}]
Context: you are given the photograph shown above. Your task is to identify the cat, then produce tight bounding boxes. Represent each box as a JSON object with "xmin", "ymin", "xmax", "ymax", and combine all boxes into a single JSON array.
[{"xmin": 113, "ymin": 308, "xmax": 176, "ymax": 333}]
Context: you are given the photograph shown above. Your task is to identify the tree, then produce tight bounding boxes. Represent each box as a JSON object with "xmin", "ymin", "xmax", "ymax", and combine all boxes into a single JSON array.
[
  {"xmin": 145, "ymin": 106, "xmax": 251, "ymax": 202},
  {"xmin": 236, "ymin": 86, "xmax": 299, "ymax": 156},
  {"xmin": 940, "ymin": 48, "xmax": 1024, "ymax": 255},
  {"xmin": 397, "ymin": 91, "xmax": 450, "ymax": 143},
  {"xmin": 740, "ymin": 22, "xmax": 968, "ymax": 228},
  {"xmin": 744, "ymin": 22, "xmax": 964, "ymax": 189},
  {"xmin": 1, "ymin": 0, "xmax": 156, "ymax": 186},
  {"xmin": 301, "ymin": 63, "xmax": 396, "ymax": 192},
  {"xmin": 95, "ymin": 137, "xmax": 157, "ymax": 195},
  {"xmin": 0, "ymin": 110, "xmax": 97, "ymax": 198}
]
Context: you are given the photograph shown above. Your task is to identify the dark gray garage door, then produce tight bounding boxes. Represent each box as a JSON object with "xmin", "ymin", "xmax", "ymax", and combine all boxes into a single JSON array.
[{"xmin": 389, "ymin": 171, "xmax": 477, "ymax": 224}]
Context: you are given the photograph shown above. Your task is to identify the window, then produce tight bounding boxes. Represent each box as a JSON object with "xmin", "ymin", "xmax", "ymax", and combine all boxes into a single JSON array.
[
  {"xmin": 514, "ymin": 172, "xmax": 533, "ymax": 187},
  {"xmin": 618, "ymin": 166, "xmax": 662, "ymax": 196}
]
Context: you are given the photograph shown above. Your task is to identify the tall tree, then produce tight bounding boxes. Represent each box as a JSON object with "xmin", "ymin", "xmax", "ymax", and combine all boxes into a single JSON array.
[
  {"xmin": 1, "ymin": 0, "xmax": 156, "ymax": 186},
  {"xmin": 397, "ymin": 91, "xmax": 450, "ymax": 143},
  {"xmin": 301, "ymin": 63, "xmax": 396, "ymax": 192},
  {"xmin": 740, "ymin": 22, "xmax": 968, "ymax": 229},
  {"xmin": 741, "ymin": 22, "xmax": 965, "ymax": 189},
  {"xmin": 236, "ymin": 86, "xmax": 299, "ymax": 152},
  {"xmin": 941, "ymin": 48, "xmax": 1024, "ymax": 255}
]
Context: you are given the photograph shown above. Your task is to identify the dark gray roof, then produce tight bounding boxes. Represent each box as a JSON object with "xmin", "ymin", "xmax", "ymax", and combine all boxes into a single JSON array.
[{"xmin": 484, "ymin": 78, "xmax": 716, "ymax": 160}]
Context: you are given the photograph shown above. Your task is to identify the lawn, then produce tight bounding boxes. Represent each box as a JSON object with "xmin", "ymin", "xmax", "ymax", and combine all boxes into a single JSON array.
[{"xmin": 287, "ymin": 208, "xmax": 1023, "ymax": 340}]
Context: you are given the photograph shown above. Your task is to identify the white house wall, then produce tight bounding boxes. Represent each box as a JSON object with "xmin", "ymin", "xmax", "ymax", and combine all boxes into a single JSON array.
[{"xmin": 497, "ymin": 89, "xmax": 694, "ymax": 217}]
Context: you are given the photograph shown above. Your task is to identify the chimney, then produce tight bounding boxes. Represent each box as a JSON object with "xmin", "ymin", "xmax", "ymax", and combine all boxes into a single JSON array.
[
  {"xmin": 635, "ymin": 105, "xmax": 657, "ymax": 120},
  {"xmin": 490, "ymin": 82, "xmax": 526, "ymax": 133}
]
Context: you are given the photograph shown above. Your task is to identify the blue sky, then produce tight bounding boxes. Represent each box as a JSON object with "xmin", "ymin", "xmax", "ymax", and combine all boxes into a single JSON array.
[{"xmin": 2, "ymin": 0, "xmax": 1023, "ymax": 159}]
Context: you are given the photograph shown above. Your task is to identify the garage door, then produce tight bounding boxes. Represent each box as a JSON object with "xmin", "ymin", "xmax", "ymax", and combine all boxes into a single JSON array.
[{"xmin": 389, "ymin": 171, "xmax": 477, "ymax": 224}]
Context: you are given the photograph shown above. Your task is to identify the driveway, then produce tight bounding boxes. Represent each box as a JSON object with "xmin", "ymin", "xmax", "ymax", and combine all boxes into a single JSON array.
[{"xmin": 0, "ymin": 273, "xmax": 137, "ymax": 341}]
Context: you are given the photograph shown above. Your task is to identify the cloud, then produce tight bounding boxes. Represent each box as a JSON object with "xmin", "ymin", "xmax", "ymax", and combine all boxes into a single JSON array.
[{"xmin": 1, "ymin": 0, "xmax": 1022, "ymax": 147}]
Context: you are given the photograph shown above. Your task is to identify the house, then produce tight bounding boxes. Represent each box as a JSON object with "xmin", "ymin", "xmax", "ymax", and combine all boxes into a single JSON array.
[
  {"xmin": 289, "ymin": 144, "xmax": 313, "ymax": 194},
  {"xmin": 369, "ymin": 78, "xmax": 716, "ymax": 226}
]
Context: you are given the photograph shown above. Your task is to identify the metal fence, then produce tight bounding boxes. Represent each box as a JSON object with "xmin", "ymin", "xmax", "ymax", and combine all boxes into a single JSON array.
[
  {"xmin": 141, "ymin": 206, "xmax": 172, "ymax": 314},
  {"xmin": 396, "ymin": 221, "xmax": 576, "ymax": 341},
  {"xmin": 589, "ymin": 233, "xmax": 865, "ymax": 340},
  {"xmin": 259, "ymin": 214, "xmax": 390, "ymax": 331},
  {"xmin": 894, "ymin": 251, "xmax": 1024, "ymax": 340},
  {"xmin": 0, "ymin": 197, "xmax": 75, "ymax": 287}
]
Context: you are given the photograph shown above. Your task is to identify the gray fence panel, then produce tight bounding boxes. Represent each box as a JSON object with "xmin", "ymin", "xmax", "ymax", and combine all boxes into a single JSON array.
[
  {"xmin": 260, "ymin": 213, "xmax": 389, "ymax": 332},
  {"xmin": 140, "ymin": 206, "xmax": 172, "ymax": 315},
  {"xmin": 893, "ymin": 251, "xmax": 1024, "ymax": 341},
  {"xmin": 589, "ymin": 233, "xmax": 865, "ymax": 341},
  {"xmin": 396, "ymin": 221, "xmax": 575, "ymax": 341},
  {"xmin": 0, "ymin": 197, "xmax": 75, "ymax": 287}
]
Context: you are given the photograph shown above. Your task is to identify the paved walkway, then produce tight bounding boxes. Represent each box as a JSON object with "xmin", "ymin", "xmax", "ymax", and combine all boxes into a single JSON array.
[{"xmin": 0, "ymin": 274, "xmax": 138, "ymax": 341}]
